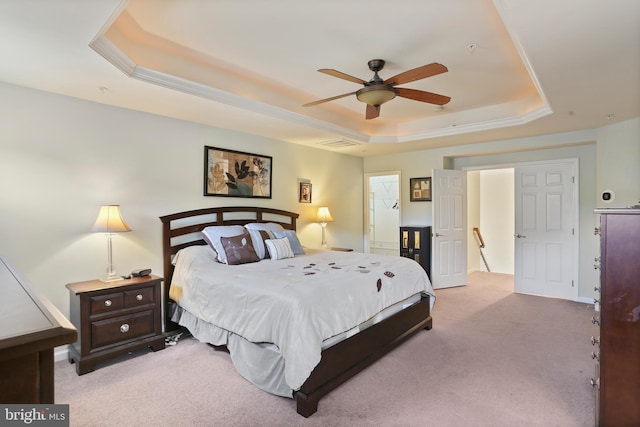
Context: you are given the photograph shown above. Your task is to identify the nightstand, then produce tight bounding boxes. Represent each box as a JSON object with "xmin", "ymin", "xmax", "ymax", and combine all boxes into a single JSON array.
[{"xmin": 66, "ymin": 275, "xmax": 165, "ymax": 375}]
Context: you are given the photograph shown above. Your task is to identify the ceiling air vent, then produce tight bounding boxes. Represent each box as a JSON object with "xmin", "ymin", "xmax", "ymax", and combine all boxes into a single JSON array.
[{"xmin": 317, "ymin": 139, "xmax": 360, "ymax": 149}]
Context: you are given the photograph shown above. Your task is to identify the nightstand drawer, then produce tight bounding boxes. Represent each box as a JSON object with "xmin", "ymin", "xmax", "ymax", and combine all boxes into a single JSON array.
[
  {"xmin": 90, "ymin": 292, "xmax": 124, "ymax": 315},
  {"xmin": 91, "ymin": 310, "xmax": 155, "ymax": 349},
  {"xmin": 124, "ymin": 286, "xmax": 154, "ymax": 308}
]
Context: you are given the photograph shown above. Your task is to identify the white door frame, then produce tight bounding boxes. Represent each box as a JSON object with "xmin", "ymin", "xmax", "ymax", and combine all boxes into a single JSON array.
[
  {"xmin": 363, "ymin": 171, "xmax": 402, "ymax": 254},
  {"xmin": 463, "ymin": 158, "xmax": 579, "ymax": 300}
]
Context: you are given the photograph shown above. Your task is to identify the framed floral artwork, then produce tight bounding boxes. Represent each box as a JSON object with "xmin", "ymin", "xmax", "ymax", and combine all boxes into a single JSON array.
[{"xmin": 204, "ymin": 146, "xmax": 272, "ymax": 198}]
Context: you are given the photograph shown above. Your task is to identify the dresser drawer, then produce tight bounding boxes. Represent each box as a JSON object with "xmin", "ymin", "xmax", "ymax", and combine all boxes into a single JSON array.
[
  {"xmin": 124, "ymin": 286, "xmax": 154, "ymax": 308},
  {"xmin": 91, "ymin": 310, "xmax": 155, "ymax": 349},
  {"xmin": 90, "ymin": 292, "xmax": 124, "ymax": 315}
]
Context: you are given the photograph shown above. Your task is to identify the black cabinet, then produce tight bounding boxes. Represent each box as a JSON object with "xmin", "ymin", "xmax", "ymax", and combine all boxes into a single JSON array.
[{"xmin": 400, "ymin": 226, "xmax": 431, "ymax": 278}]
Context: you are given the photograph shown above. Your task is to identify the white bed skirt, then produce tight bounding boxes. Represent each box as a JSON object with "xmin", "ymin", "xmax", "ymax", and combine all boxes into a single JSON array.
[{"xmin": 171, "ymin": 292, "xmax": 424, "ymax": 398}]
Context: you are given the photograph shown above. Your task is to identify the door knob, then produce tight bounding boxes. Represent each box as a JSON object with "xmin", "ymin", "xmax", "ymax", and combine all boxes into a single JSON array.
[
  {"xmin": 514, "ymin": 234, "xmax": 527, "ymax": 238},
  {"xmin": 434, "ymin": 233, "xmax": 445, "ymax": 237}
]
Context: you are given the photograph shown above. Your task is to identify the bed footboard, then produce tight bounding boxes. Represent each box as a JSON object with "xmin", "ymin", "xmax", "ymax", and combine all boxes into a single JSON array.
[{"xmin": 294, "ymin": 294, "xmax": 432, "ymax": 417}]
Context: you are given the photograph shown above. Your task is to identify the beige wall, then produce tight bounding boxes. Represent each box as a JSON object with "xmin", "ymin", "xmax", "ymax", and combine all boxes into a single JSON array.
[{"xmin": 0, "ymin": 82, "xmax": 363, "ymax": 318}]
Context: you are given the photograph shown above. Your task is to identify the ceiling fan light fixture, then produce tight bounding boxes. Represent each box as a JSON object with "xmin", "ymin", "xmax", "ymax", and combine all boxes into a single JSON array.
[{"xmin": 356, "ymin": 85, "xmax": 397, "ymax": 106}]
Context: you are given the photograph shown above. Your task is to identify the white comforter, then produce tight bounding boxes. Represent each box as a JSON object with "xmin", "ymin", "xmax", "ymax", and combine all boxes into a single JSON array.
[{"xmin": 170, "ymin": 245, "xmax": 434, "ymax": 390}]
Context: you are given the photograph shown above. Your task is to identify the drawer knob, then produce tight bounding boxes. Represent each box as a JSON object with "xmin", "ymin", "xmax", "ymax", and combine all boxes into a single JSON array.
[
  {"xmin": 591, "ymin": 351, "xmax": 599, "ymax": 361},
  {"xmin": 104, "ymin": 300, "xmax": 112, "ymax": 307},
  {"xmin": 120, "ymin": 323, "xmax": 130, "ymax": 333},
  {"xmin": 591, "ymin": 316, "xmax": 600, "ymax": 326},
  {"xmin": 591, "ymin": 336, "xmax": 600, "ymax": 346},
  {"xmin": 136, "ymin": 294, "xmax": 143, "ymax": 301},
  {"xmin": 590, "ymin": 378, "xmax": 600, "ymax": 389},
  {"xmin": 593, "ymin": 286, "xmax": 600, "ymax": 293}
]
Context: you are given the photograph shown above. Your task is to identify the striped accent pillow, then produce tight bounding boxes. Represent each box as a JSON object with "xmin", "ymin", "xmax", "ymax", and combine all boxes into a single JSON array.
[
  {"xmin": 265, "ymin": 237, "xmax": 295, "ymax": 260},
  {"xmin": 246, "ymin": 229, "xmax": 274, "ymax": 259}
]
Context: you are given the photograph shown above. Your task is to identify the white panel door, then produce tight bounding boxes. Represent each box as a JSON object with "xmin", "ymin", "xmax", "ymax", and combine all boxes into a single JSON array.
[
  {"xmin": 514, "ymin": 161, "xmax": 577, "ymax": 299},
  {"xmin": 432, "ymin": 169, "xmax": 467, "ymax": 289}
]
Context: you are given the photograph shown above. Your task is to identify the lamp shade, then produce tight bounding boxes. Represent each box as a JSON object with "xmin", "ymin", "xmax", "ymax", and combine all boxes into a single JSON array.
[
  {"xmin": 92, "ymin": 205, "xmax": 131, "ymax": 233},
  {"xmin": 316, "ymin": 206, "xmax": 334, "ymax": 223},
  {"xmin": 356, "ymin": 85, "xmax": 397, "ymax": 106}
]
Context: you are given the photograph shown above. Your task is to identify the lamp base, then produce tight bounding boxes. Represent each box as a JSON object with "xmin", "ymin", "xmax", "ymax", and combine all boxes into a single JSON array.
[
  {"xmin": 321, "ymin": 222, "xmax": 328, "ymax": 247},
  {"xmin": 101, "ymin": 275, "xmax": 122, "ymax": 283}
]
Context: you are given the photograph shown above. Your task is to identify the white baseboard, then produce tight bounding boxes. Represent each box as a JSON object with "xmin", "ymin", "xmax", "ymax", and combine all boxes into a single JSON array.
[{"xmin": 54, "ymin": 346, "xmax": 69, "ymax": 363}]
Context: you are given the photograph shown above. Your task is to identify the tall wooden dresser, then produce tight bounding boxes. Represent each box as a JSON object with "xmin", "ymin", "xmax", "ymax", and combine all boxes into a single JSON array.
[
  {"xmin": 400, "ymin": 226, "xmax": 431, "ymax": 278},
  {"xmin": 592, "ymin": 208, "xmax": 640, "ymax": 426}
]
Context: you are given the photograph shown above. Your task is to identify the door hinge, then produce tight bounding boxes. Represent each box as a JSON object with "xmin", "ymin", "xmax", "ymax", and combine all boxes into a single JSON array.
[
  {"xmin": 572, "ymin": 280, "xmax": 574, "ymax": 287},
  {"xmin": 572, "ymin": 176, "xmax": 575, "ymax": 183},
  {"xmin": 572, "ymin": 228, "xmax": 575, "ymax": 235}
]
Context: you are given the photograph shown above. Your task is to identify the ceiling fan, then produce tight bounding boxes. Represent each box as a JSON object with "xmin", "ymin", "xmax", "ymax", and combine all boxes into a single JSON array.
[{"xmin": 303, "ymin": 59, "xmax": 451, "ymax": 119}]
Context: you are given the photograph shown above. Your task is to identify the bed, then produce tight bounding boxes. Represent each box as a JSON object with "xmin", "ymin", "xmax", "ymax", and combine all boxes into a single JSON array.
[{"xmin": 160, "ymin": 206, "xmax": 434, "ymax": 417}]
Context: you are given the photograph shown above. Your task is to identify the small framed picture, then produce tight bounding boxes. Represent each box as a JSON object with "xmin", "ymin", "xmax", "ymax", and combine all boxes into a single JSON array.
[
  {"xmin": 299, "ymin": 182, "xmax": 312, "ymax": 203},
  {"xmin": 409, "ymin": 177, "xmax": 432, "ymax": 202}
]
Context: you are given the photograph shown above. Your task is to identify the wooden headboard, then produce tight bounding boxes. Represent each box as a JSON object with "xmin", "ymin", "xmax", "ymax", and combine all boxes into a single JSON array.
[{"xmin": 159, "ymin": 206, "xmax": 299, "ymax": 330}]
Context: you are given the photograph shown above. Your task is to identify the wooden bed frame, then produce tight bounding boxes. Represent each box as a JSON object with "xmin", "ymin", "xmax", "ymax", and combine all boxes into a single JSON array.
[{"xmin": 159, "ymin": 206, "xmax": 433, "ymax": 417}]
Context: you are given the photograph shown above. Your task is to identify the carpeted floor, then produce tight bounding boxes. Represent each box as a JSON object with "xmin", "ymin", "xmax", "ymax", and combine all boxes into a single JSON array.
[{"xmin": 55, "ymin": 272, "xmax": 596, "ymax": 426}]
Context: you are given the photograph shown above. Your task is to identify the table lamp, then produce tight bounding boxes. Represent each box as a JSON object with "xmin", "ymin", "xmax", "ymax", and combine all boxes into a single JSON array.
[
  {"xmin": 92, "ymin": 205, "xmax": 131, "ymax": 281},
  {"xmin": 316, "ymin": 206, "xmax": 334, "ymax": 247}
]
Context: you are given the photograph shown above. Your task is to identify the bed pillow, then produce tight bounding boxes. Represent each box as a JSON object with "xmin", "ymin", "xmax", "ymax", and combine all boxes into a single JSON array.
[
  {"xmin": 201, "ymin": 225, "xmax": 247, "ymax": 263},
  {"xmin": 245, "ymin": 229, "xmax": 273, "ymax": 259},
  {"xmin": 273, "ymin": 230, "xmax": 305, "ymax": 255},
  {"xmin": 220, "ymin": 233, "xmax": 259, "ymax": 265},
  {"xmin": 244, "ymin": 222, "xmax": 285, "ymax": 234},
  {"xmin": 265, "ymin": 237, "xmax": 295, "ymax": 260}
]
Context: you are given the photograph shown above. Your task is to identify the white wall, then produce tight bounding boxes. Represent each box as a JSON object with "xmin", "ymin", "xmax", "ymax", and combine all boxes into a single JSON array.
[
  {"xmin": 467, "ymin": 171, "xmax": 481, "ymax": 271},
  {"xmin": 0, "ymin": 82, "xmax": 364, "ymax": 319},
  {"xmin": 596, "ymin": 117, "xmax": 640, "ymax": 207}
]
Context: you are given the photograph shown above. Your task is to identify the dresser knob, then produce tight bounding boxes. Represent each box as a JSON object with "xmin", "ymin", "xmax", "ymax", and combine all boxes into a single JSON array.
[
  {"xmin": 136, "ymin": 294, "xmax": 143, "ymax": 301},
  {"xmin": 591, "ymin": 336, "xmax": 600, "ymax": 346},
  {"xmin": 591, "ymin": 352, "xmax": 600, "ymax": 361},
  {"xmin": 120, "ymin": 323, "xmax": 130, "ymax": 333},
  {"xmin": 591, "ymin": 316, "xmax": 600, "ymax": 326},
  {"xmin": 104, "ymin": 300, "xmax": 112, "ymax": 307},
  {"xmin": 590, "ymin": 378, "xmax": 600, "ymax": 389}
]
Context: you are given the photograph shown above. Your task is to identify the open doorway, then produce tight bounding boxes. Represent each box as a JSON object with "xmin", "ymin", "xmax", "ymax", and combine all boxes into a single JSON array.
[
  {"xmin": 467, "ymin": 168, "xmax": 515, "ymax": 276},
  {"xmin": 364, "ymin": 172, "xmax": 400, "ymax": 256},
  {"xmin": 467, "ymin": 160, "xmax": 578, "ymax": 301}
]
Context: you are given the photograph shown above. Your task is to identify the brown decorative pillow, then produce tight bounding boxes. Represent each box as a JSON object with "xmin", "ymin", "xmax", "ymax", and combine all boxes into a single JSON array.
[{"xmin": 220, "ymin": 232, "xmax": 259, "ymax": 265}]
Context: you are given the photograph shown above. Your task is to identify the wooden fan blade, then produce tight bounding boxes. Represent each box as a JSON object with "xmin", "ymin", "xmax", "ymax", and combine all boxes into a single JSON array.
[
  {"xmin": 396, "ymin": 87, "xmax": 451, "ymax": 105},
  {"xmin": 366, "ymin": 104, "xmax": 380, "ymax": 120},
  {"xmin": 319, "ymin": 69, "xmax": 368, "ymax": 85},
  {"xmin": 384, "ymin": 63, "xmax": 448, "ymax": 86},
  {"xmin": 303, "ymin": 91, "xmax": 356, "ymax": 107}
]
